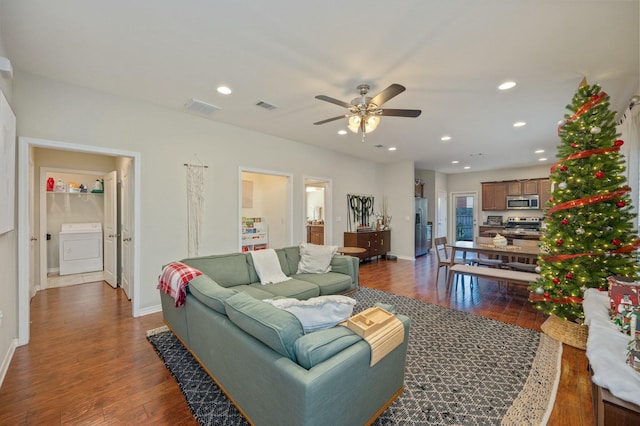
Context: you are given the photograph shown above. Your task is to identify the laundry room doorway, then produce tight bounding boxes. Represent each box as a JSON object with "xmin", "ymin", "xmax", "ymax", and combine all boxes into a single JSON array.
[{"xmin": 40, "ymin": 167, "xmax": 117, "ymax": 290}]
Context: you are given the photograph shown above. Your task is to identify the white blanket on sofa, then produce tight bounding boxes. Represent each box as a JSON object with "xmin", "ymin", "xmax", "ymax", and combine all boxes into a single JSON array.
[{"xmin": 250, "ymin": 249, "xmax": 291, "ymax": 285}]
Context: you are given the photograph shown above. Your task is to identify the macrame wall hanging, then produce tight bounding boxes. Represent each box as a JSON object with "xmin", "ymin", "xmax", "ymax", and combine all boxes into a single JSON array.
[
  {"xmin": 346, "ymin": 193, "xmax": 374, "ymax": 232},
  {"xmin": 184, "ymin": 155, "xmax": 208, "ymax": 256}
]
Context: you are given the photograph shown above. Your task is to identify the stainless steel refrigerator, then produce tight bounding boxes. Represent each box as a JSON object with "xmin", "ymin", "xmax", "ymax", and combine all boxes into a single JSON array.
[{"xmin": 415, "ymin": 197, "xmax": 429, "ymax": 257}]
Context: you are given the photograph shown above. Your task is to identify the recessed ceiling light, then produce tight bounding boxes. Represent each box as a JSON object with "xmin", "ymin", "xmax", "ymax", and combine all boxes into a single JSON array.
[
  {"xmin": 217, "ymin": 86, "xmax": 232, "ymax": 95},
  {"xmin": 451, "ymin": 160, "xmax": 459, "ymax": 164},
  {"xmin": 538, "ymin": 157, "xmax": 547, "ymax": 161},
  {"xmin": 535, "ymin": 149, "xmax": 545, "ymax": 154},
  {"xmin": 388, "ymin": 147, "xmax": 397, "ymax": 151},
  {"xmin": 441, "ymin": 136, "xmax": 451, "ymax": 141},
  {"xmin": 513, "ymin": 121, "xmax": 526, "ymax": 127},
  {"xmin": 498, "ymin": 81, "xmax": 517, "ymax": 90},
  {"xmin": 338, "ymin": 130, "xmax": 347, "ymax": 135},
  {"xmin": 463, "ymin": 166, "xmax": 471, "ymax": 170}
]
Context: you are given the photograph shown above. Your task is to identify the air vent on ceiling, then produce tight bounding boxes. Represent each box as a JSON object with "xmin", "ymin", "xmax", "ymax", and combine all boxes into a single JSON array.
[
  {"xmin": 185, "ymin": 98, "xmax": 221, "ymax": 115},
  {"xmin": 256, "ymin": 100, "xmax": 278, "ymax": 110}
]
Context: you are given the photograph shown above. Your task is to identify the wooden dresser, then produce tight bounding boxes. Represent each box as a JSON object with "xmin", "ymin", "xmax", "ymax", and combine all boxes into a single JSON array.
[{"xmin": 343, "ymin": 230, "xmax": 390, "ymax": 260}]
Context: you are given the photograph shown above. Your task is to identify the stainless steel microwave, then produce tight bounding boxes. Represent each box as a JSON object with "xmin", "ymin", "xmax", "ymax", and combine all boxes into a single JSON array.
[{"xmin": 506, "ymin": 195, "xmax": 540, "ymax": 210}]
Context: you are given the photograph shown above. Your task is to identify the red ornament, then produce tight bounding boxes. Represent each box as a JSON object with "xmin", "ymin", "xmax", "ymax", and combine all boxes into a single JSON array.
[
  {"xmin": 595, "ymin": 171, "xmax": 605, "ymax": 179},
  {"xmin": 560, "ymin": 165, "xmax": 568, "ymax": 172},
  {"xmin": 565, "ymin": 273, "xmax": 574, "ymax": 280},
  {"xmin": 553, "ymin": 277, "xmax": 560, "ymax": 284},
  {"xmin": 571, "ymin": 142, "xmax": 578, "ymax": 149},
  {"xmin": 544, "ymin": 292, "xmax": 550, "ymax": 298},
  {"xmin": 561, "ymin": 218, "xmax": 569, "ymax": 225},
  {"xmin": 617, "ymin": 200, "xmax": 626, "ymax": 208},
  {"xmin": 556, "ymin": 239, "xmax": 564, "ymax": 246},
  {"xmin": 615, "ymin": 140, "xmax": 624, "ymax": 147},
  {"xmin": 612, "ymin": 238, "xmax": 621, "ymax": 246},
  {"xmin": 549, "ymin": 197, "xmax": 554, "ymax": 202}
]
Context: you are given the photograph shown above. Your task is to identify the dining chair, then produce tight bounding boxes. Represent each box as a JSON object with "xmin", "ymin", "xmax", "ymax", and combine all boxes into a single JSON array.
[
  {"xmin": 505, "ymin": 239, "xmax": 539, "ymax": 272},
  {"xmin": 434, "ymin": 236, "xmax": 473, "ymax": 286}
]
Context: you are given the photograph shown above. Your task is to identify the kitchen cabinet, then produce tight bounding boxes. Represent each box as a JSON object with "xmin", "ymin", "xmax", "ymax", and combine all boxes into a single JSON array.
[
  {"xmin": 481, "ymin": 182, "xmax": 507, "ymax": 211},
  {"xmin": 539, "ymin": 178, "xmax": 551, "ymax": 209},
  {"xmin": 507, "ymin": 180, "xmax": 539, "ymax": 196},
  {"xmin": 306, "ymin": 225, "xmax": 324, "ymax": 245},
  {"xmin": 343, "ymin": 230, "xmax": 390, "ymax": 260}
]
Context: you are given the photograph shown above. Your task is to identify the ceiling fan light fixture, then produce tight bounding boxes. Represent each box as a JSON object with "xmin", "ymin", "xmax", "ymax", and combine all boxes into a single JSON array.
[{"xmin": 347, "ymin": 115, "xmax": 361, "ymax": 133}]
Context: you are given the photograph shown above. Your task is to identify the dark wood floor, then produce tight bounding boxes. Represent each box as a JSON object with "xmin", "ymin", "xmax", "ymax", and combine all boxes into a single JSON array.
[{"xmin": 0, "ymin": 254, "xmax": 592, "ymax": 425}]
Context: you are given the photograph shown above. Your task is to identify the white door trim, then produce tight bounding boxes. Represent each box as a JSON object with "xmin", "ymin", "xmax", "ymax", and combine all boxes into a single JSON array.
[{"xmin": 18, "ymin": 136, "xmax": 141, "ymax": 346}]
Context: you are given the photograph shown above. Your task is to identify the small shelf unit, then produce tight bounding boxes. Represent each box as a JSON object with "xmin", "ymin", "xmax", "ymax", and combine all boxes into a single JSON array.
[{"xmin": 242, "ymin": 217, "xmax": 268, "ymax": 252}]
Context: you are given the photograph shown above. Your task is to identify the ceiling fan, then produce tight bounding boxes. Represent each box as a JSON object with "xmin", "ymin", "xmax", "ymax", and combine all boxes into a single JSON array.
[{"xmin": 313, "ymin": 83, "xmax": 421, "ymax": 141}]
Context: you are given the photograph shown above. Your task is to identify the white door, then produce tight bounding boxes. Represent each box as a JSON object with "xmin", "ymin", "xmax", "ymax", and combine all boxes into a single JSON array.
[
  {"xmin": 103, "ymin": 171, "xmax": 117, "ymax": 288},
  {"xmin": 121, "ymin": 164, "xmax": 132, "ymax": 299},
  {"xmin": 437, "ymin": 190, "xmax": 447, "ymax": 239},
  {"xmin": 451, "ymin": 192, "xmax": 477, "ymax": 242}
]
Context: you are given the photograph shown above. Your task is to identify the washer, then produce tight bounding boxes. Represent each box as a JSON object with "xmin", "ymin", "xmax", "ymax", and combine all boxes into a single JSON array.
[{"xmin": 59, "ymin": 223, "xmax": 103, "ymax": 276}]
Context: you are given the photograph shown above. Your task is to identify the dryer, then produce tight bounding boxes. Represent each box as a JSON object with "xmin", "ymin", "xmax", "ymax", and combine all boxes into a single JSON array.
[{"xmin": 59, "ymin": 223, "xmax": 103, "ymax": 275}]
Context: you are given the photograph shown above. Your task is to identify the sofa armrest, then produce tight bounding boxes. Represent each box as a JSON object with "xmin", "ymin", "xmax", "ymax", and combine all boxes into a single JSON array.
[{"xmin": 330, "ymin": 255, "xmax": 359, "ymax": 289}]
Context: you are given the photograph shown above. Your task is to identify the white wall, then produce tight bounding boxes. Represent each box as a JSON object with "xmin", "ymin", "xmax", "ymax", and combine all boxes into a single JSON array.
[
  {"xmin": 381, "ymin": 160, "xmax": 415, "ymax": 259},
  {"xmin": 13, "ymin": 71, "xmax": 387, "ymax": 313}
]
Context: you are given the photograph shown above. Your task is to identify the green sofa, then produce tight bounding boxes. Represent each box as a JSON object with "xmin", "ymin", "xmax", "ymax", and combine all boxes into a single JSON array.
[{"xmin": 160, "ymin": 246, "xmax": 410, "ymax": 425}]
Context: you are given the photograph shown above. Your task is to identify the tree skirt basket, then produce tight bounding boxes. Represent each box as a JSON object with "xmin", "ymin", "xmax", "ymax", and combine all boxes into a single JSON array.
[{"xmin": 541, "ymin": 314, "xmax": 588, "ymax": 350}]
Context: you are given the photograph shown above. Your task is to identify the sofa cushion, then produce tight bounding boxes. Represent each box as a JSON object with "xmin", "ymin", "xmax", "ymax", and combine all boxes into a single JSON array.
[
  {"xmin": 182, "ymin": 253, "xmax": 251, "ymax": 287},
  {"xmin": 294, "ymin": 326, "xmax": 362, "ymax": 369},
  {"xmin": 231, "ymin": 284, "xmax": 279, "ymax": 300},
  {"xmin": 292, "ymin": 272, "xmax": 353, "ymax": 295},
  {"xmin": 224, "ymin": 292, "xmax": 304, "ymax": 361},
  {"xmin": 264, "ymin": 295, "xmax": 356, "ymax": 333},
  {"xmin": 249, "ymin": 249, "xmax": 291, "ymax": 284},
  {"xmin": 249, "ymin": 279, "xmax": 319, "ymax": 300},
  {"xmin": 297, "ymin": 243, "xmax": 338, "ymax": 274},
  {"xmin": 283, "ymin": 246, "xmax": 302, "ymax": 275},
  {"xmin": 188, "ymin": 275, "xmax": 238, "ymax": 314}
]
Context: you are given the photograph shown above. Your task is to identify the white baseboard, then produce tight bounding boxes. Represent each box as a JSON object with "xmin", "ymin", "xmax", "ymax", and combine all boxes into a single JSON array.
[
  {"xmin": 0, "ymin": 338, "xmax": 18, "ymax": 389},
  {"xmin": 139, "ymin": 304, "xmax": 162, "ymax": 317}
]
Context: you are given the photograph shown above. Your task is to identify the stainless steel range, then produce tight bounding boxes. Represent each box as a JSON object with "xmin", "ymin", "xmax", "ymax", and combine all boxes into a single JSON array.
[{"xmin": 504, "ymin": 217, "xmax": 542, "ymax": 233}]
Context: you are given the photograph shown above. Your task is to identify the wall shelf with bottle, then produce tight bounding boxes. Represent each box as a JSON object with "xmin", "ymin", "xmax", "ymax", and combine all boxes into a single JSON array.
[{"xmin": 242, "ymin": 217, "xmax": 268, "ymax": 252}]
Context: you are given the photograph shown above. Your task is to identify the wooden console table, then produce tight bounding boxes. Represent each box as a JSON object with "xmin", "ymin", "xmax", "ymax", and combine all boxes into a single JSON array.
[{"xmin": 343, "ymin": 230, "xmax": 390, "ymax": 260}]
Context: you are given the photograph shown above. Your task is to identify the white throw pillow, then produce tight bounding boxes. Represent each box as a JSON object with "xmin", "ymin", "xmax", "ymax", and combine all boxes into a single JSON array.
[
  {"xmin": 250, "ymin": 249, "xmax": 291, "ymax": 285},
  {"xmin": 297, "ymin": 242, "xmax": 338, "ymax": 274},
  {"xmin": 264, "ymin": 295, "xmax": 357, "ymax": 333}
]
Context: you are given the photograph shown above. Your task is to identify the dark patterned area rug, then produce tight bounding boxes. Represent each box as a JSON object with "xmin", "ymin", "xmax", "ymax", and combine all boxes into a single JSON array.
[{"xmin": 147, "ymin": 287, "xmax": 561, "ymax": 425}]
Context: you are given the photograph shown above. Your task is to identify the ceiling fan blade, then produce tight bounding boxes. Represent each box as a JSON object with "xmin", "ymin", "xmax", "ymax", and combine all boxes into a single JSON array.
[
  {"xmin": 381, "ymin": 109, "xmax": 422, "ymax": 118},
  {"xmin": 315, "ymin": 95, "xmax": 351, "ymax": 109},
  {"xmin": 314, "ymin": 115, "xmax": 348, "ymax": 125},
  {"xmin": 370, "ymin": 84, "xmax": 406, "ymax": 107}
]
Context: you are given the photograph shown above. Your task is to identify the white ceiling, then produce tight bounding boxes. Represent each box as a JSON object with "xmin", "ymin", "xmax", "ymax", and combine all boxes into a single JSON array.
[{"xmin": 2, "ymin": 0, "xmax": 638, "ymax": 173}]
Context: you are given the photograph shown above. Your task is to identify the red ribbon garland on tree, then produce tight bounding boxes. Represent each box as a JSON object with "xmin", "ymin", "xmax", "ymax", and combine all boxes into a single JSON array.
[
  {"xmin": 546, "ymin": 186, "xmax": 631, "ymax": 217},
  {"xmin": 550, "ymin": 146, "xmax": 620, "ymax": 173},
  {"xmin": 541, "ymin": 238, "xmax": 640, "ymax": 262},
  {"xmin": 557, "ymin": 91, "xmax": 608, "ymax": 135},
  {"xmin": 529, "ymin": 294, "xmax": 584, "ymax": 304}
]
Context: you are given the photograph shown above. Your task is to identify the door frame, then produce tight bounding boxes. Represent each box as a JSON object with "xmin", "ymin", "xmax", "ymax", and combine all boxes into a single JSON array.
[
  {"xmin": 449, "ymin": 191, "xmax": 478, "ymax": 242},
  {"xmin": 18, "ymin": 136, "xmax": 141, "ymax": 346},
  {"xmin": 303, "ymin": 176, "xmax": 332, "ymax": 245},
  {"xmin": 238, "ymin": 167, "xmax": 293, "ymax": 250}
]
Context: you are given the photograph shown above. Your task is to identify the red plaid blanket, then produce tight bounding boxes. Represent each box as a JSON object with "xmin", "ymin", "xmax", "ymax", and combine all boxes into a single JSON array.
[{"xmin": 157, "ymin": 262, "xmax": 202, "ymax": 307}]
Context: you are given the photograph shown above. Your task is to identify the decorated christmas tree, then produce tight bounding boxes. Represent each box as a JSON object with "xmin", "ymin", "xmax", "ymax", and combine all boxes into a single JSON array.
[{"xmin": 529, "ymin": 83, "xmax": 640, "ymax": 323}]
